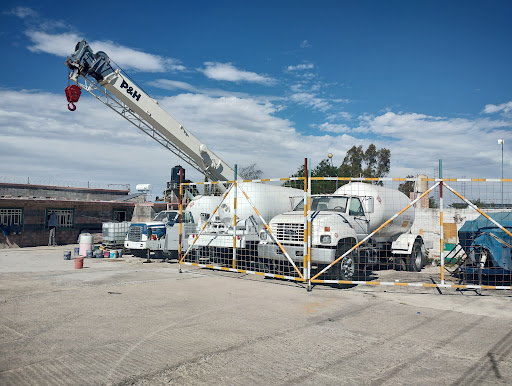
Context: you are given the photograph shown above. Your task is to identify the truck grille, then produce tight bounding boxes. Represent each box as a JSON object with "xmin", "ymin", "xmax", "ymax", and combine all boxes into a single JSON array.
[
  {"xmin": 127, "ymin": 226, "xmax": 143, "ymax": 242},
  {"xmin": 274, "ymin": 223, "xmax": 304, "ymax": 243}
]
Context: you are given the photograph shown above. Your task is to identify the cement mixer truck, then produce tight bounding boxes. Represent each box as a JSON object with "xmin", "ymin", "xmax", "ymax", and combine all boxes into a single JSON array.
[{"xmin": 259, "ymin": 182, "xmax": 426, "ymax": 280}]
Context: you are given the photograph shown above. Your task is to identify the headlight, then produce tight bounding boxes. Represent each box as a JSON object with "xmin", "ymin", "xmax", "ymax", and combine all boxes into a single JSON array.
[{"xmin": 320, "ymin": 235, "xmax": 331, "ymax": 244}]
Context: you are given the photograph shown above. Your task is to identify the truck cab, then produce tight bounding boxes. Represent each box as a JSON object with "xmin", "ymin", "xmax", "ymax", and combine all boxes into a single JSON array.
[
  {"xmin": 145, "ymin": 211, "xmax": 196, "ymax": 259},
  {"xmin": 125, "ymin": 210, "xmax": 181, "ymax": 257},
  {"xmin": 259, "ymin": 194, "xmax": 367, "ymax": 267},
  {"xmin": 294, "ymin": 194, "xmax": 373, "ymax": 241},
  {"xmin": 259, "ymin": 182, "xmax": 426, "ymax": 280}
]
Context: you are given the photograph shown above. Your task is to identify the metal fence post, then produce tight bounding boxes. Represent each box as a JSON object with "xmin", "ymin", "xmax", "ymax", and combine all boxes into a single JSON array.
[
  {"xmin": 307, "ymin": 158, "xmax": 312, "ymax": 291},
  {"xmin": 303, "ymin": 158, "xmax": 308, "ymax": 284},
  {"xmin": 178, "ymin": 169, "xmax": 183, "ymax": 262},
  {"xmin": 439, "ymin": 160, "xmax": 445, "ymax": 285},
  {"xmin": 233, "ymin": 165, "xmax": 237, "ymax": 269}
]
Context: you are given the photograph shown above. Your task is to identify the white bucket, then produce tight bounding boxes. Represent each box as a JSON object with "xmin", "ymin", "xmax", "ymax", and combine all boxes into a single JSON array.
[{"xmin": 79, "ymin": 233, "xmax": 94, "ymax": 257}]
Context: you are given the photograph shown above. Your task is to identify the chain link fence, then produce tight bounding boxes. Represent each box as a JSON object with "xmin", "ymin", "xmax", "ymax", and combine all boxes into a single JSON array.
[{"xmin": 173, "ymin": 175, "xmax": 511, "ymax": 294}]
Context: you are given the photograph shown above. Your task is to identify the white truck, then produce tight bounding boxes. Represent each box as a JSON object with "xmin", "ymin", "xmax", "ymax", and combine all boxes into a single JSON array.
[
  {"xmin": 146, "ymin": 195, "xmax": 222, "ymax": 259},
  {"xmin": 259, "ymin": 182, "xmax": 426, "ymax": 280},
  {"xmin": 186, "ymin": 182, "xmax": 303, "ymax": 266},
  {"xmin": 124, "ymin": 210, "xmax": 181, "ymax": 258}
]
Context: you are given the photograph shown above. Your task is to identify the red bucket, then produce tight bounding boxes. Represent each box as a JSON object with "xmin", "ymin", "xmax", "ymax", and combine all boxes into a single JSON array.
[{"xmin": 74, "ymin": 257, "xmax": 84, "ymax": 269}]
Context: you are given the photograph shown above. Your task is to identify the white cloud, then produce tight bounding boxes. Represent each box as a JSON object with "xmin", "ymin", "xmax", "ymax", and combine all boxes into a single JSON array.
[
  {"xmin": 0, "ymin": 89, "xmax": 174, "ymax": 194},
  {"xmin": 148, "ymin": 79, "xmax": 197, "ymax": 92},
  {"xmin": 25, "ymin": 31, "xmax": 84, "ymax": 57},
  {"xmin": 326, "ymin": 112, "xmax": 352, "ymax": 120},
  {"xmin": 9, "ymin": 6, "xmax": 38, "ymax": 18},
  {"xmin": 24, "ymin": 31, "xmax": 185, "ymax": 73},
  {"xmin": 0, "ymin": 89, "xmax": 358, "ymax": 191},
  {"xmin": 300, "ymin": 40, "xmax": 311, "ymax": 48},
  {"xmin": 362, "ymin": 111, "xmax": 508, "ymax": 138},
  {"xmin": 354, "ymin": 111, "xmax": 512, "ymax": 177},
  {"xmin": 290, "ymin": 92, "xmax": 331, "ymax": 112},
  {"xmin": 290, "ymin": 84, "xmax": 303, "ymax": 93},
  {"xmin": 1, "ymin": 89, "xmax": 511, "ymax": 197},
  {"xmin": 316, "ymin": 123, "xmax": 353, "ymax": 134},
  {"xmin": 287, "ymin": 63, "xmax": 315, "ymax": 71},
  {"xmin": 148, "ymin": 79, "xmax": 251, "ymax": 99},
  {"xmin": 483, "ymin": 101, "xmax": 512, "ymax": 116},
  {"xmin": 200, "ymin": 62, "xmax": 274, "ymax": 84}
]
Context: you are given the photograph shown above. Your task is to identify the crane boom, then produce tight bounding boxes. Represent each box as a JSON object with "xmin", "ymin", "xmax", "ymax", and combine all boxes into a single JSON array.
[{"xmin": 65, "ymin": 40, "xmax": 235, "ymax": 182}]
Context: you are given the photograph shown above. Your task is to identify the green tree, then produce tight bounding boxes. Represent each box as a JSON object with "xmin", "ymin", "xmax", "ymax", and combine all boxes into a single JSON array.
[
  {"xmin": 339, "ymin": 144, "xmax": 390, "ymax": 180},
  {"xmin": 287, "ymin": 144, "xmax": 391, "ymax": 194},
  {"xmin": 286, "ymin": 159, "xmax": 337, "ymax": 193},
  {"xmin": 398, "ymin": 175, "xmax": 415, "ymax": 199},
  {"xmin": 312, "ymin": 159, "xmax": 339, "ymax": 193},
  {"xmin": 375, "ymin": 147, "xmax": 391, "ymax": 178}
]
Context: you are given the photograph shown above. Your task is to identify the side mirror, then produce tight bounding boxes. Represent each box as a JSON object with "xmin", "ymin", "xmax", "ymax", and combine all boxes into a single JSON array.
[{"xmin": 364, "ymin": 197, "xmax": 374, "ymax": 214}]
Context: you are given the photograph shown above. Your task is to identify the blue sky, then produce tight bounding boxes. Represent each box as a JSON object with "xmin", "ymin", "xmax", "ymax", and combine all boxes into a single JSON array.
[{"xmin": 1, "ymin": 1, "xmax": 511, "ymax": 197}]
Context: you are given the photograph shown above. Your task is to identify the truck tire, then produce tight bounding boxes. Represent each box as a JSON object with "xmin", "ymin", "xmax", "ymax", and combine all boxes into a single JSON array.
[
  {"xmin": 394, "ymin": 258, "xmax": 406, "ymax": 271},
  {"xmin": 336, "ymin": 238, "xmax": 357, "ymax": 280},
  {"xmin": 406, "ymin": 240, "xmax": 424, "ymax": 272},
  {"xmin": 337, "ymin": 254, "xmax": 355, "ymax": 280}
]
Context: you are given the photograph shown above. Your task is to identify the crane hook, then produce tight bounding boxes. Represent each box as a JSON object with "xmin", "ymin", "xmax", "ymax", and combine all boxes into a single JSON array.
[{"xmin": 65, "ymin": 85, "xmax": 81, "ymax": 112}]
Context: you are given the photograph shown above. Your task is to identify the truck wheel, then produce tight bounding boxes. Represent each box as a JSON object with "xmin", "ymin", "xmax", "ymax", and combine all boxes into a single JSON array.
[
  {"xmin": 394, "ymin": 258, "xmax": 406, "ymax": 271},
  {"xmin": 335, "ymin": 238, "xmax": 357, "ymax": 280},
  {"xmin": 406, "ymin": 240, "xmax": 424, "ymax": 272},
  {"xmin": 337, "ymin": 254, "xmax": 355, "ymax": 280}
]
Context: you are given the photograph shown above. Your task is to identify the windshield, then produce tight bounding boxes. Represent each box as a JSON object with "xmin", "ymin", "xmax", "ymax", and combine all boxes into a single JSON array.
[
  {"xmin": 153, "ymin": 211, "xmax": 178, "ymax": 222},
  {"xmin": 293, "ymin": 196, "xmax": 349, "ymax": 212}
]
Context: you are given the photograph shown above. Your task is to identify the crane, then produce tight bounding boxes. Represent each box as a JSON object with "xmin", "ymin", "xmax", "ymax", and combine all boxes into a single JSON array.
[{"xmin": 64, "ymin": 40, "xmax": 235, "ymax": 183}]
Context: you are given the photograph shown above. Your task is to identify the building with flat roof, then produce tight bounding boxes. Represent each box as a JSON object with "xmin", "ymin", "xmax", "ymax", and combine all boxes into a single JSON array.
[{"xmin": 0, "ymin": 183, "xmax": 166, "ymax": 248}]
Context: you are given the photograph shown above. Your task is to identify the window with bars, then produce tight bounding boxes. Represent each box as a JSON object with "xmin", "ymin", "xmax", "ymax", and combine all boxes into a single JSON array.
[
  {"xmin": 0, "ymin": 208, "xmax": 23, "ymax": 226},
  {"xmin": 47, "ymin": 209, "xmax": 74, "ymax": 228}
]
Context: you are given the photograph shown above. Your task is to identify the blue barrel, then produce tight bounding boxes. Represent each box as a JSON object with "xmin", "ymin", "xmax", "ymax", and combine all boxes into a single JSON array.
[
  {"xmin": 64, "ymin": 251, "xmax": 71, "ymax": 260},
  {"xmin": 110, "ymin": 250, "xmax": 118, "ymax": 259},
  {"xmin": 74, "ymin": 247, "xmax": 80, "ymax": 256},
  {"xmin": 86, "ymin": 250, "xmax": 93, "ymax": 258}
]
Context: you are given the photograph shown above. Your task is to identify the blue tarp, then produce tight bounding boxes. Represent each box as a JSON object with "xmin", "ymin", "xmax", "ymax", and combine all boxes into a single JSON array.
[{"xmin": 458, "ymin": 212, "xmax": 512, "ymax": 272}]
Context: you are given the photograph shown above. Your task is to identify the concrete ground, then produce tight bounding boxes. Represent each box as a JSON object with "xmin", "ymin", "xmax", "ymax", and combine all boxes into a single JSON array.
[{"xmin": 0, "ymin": 245, "xmax": 511, "ymax": 385}]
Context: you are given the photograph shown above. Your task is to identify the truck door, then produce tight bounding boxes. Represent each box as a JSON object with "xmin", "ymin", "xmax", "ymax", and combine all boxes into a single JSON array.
[{"xmin": 348, "ymin": 197, "xmax": 369, "ymax": 240}]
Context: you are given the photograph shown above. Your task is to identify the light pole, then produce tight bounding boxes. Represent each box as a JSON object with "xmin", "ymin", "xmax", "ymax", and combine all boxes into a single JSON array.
[{"xmin": 498, "ymin": 139, "xmax": 504, "ymax": 208}]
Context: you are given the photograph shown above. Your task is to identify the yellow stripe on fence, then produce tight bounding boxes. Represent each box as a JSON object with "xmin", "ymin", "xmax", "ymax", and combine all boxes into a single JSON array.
[{"xmin": 181, "ymin": 177, "xmax": 512, "ymax": 185}]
